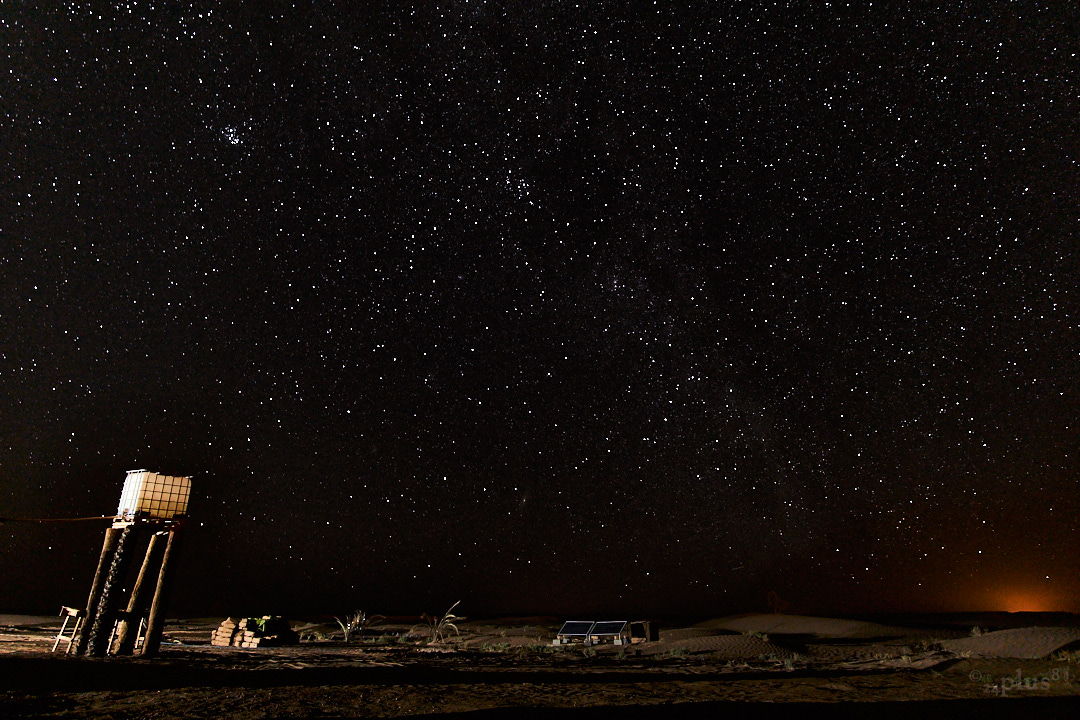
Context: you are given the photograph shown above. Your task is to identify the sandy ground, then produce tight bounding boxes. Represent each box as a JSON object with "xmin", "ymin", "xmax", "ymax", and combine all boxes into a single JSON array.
[{"xmin": 2, "ymin": 613, "xmax": 1078, "ymax": 718}]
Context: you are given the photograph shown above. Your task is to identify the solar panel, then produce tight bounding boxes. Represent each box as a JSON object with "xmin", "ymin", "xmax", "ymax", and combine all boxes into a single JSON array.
[
  {"xmin": 557, "ymin": 621, "xmax": 595, "ymax": 636},
  {"xmin": 590, "ymin": 621, "xmax": 627, "ymax": 635}
]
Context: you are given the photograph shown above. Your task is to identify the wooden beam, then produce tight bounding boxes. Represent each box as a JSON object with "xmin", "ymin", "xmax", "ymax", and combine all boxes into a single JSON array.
[
  {"xmin": 113, "ymin": 531, "xmax": 165, "ymax": 655},
  {"xmin": 87, "ymin": 525, "xmax": 136, "ymax": 656},
  {"xmin": 139, "ymin": 526, "xmax": 183, "ymax": 657},
  {"xmin": 75, "ymin": 526, "xmax": 123, "ymax": 655}
]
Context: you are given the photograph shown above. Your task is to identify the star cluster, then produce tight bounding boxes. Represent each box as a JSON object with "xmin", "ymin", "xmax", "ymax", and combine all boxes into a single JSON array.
[{"xmin": 2, "ymin": 3, "xmax": 1077, "ymax": 616}]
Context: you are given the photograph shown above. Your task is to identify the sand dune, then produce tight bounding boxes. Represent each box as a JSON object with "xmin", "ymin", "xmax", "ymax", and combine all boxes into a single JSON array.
[
  {"xmin": 0, "ymin": 615, "xmax": 56, "ymax": 628},
  {"xmin": 942, "ymin": 627, "xmax": 1080, "ymax": 659},
  {"xmin": 644, "ymin": 633, "xmax": 797, "ymax": 659},
  {"xmin": 697, "ymin": 613, "xmax": 914, "ymax": 639}
]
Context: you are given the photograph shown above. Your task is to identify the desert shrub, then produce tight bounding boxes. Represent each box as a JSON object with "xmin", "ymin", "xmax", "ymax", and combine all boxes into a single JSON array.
[
  {"xmin": 1051, "ymin": 648, "xmax": 1080, "ymax": 663},
  {"xmin": 335, "ymin": 610, "xmax": 385, "ymax": 643},
  {"xmin": 423, "ymin": 601, "xmax": 464, "ymax": 644},
  {"xmin": 970, "ymin": 626, "xmax": 986, "ymax": 637},
  {"xmin": 519, "ymin": 643, "xmax": 555, "ymax": 656},
  {"xmin": 913, "ymin": 638, "xmax": 944, "ymax": 653}
]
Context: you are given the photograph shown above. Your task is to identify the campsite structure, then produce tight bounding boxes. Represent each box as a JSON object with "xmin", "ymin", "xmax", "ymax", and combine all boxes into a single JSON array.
[
  {"xmin": 553, "ymin": 620, "xmax": 657, "ymax": 646},
  {"xmin": 60, "ymin": 470, "xmax": 191, "ymax": 658}
]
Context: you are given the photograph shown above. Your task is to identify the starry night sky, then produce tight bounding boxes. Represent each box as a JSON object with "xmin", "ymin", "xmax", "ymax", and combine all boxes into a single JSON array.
[{"xmin": 2, "ymin": 3, "xmax": 1077, "ymax": 619}]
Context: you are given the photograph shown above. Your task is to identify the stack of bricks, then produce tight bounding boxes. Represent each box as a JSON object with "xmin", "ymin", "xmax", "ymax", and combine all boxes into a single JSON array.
[{"xmin": 211, "ymin": 617, "xmax": 298, "ymax": 648}]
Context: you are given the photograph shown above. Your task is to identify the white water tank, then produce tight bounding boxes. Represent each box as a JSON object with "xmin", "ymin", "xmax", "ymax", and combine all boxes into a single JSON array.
[{"xmin": 116, "ymin": 470, "xmax": 191, "ymax": 521}]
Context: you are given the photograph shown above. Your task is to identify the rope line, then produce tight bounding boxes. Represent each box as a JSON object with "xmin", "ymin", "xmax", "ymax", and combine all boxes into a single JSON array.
[{"xmin": 0, "ymin": 516, "xmax": 118, "ymax": 523}]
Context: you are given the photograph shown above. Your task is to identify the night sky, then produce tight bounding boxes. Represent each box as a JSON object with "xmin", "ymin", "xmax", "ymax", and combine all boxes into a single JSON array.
[{"xmin": 2, "ymin": 3, "xmax": 1077, "ymax": 620}]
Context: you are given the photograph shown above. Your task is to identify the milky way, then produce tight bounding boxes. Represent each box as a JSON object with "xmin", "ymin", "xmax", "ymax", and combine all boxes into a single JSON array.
[{"xmin": 2, "ymin": 3, "xmax": 1077, "ymax": 617}]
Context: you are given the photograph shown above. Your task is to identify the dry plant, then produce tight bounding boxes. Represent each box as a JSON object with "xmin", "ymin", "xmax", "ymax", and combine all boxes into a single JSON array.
[
  {"xmin": 520, "ymin": 642, "xmax": 556, "ymax": 656},
  {"xmin": 423, "ymin": 600, "xmax": 464, "ymax": 644},
  {"xmin": 335, "ymin": 610, "xmax": 385, "ymax": 643},
  {"xmin": 1051, "ymin": 648, "xmax": 1080, "ymax": 663},
  {"xmin": 913, "ymin": 638, "xmax": 944, "ymax": 654}
]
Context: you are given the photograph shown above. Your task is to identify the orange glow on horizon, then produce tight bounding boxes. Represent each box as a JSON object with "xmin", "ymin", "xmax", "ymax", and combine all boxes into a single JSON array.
[{"xmin": 999, "ymin": 588, "xmax": 1058, "ymax": 613}]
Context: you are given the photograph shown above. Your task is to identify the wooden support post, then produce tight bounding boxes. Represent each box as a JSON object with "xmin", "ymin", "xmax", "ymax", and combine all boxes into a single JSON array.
[
  {"xmin": 75, "ymin": 526, "xmax": 123, "ymax": 655},
  {"xmin": 140, "ymin": 526, "xmax": 182, "ymax": 657},
  {"xmin": 113, "ymin": 531, "xmax": 165, "ymax": 655},
  {"xmin": 88, "ymin": 525, "xmax": 136, "ymax": 656}
]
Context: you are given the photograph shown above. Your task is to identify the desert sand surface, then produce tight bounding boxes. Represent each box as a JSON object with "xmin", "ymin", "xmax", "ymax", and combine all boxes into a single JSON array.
[{"xmin": 2, "ymin": 612, "xmax": 1078, "ymax": 718}]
